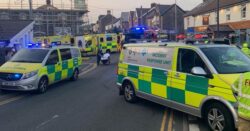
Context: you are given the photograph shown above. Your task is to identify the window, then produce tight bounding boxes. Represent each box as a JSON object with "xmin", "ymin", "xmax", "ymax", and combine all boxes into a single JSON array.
[
  {"xmin": 226, "ymin": 8, "xmax": 231, "ymax": 21},
  {"xmin": 46, "ymin": 50, "xmax": 59, "ymax": 65},
  {"xmin": 201, "ymin": 47, "xmax": 250, "ymax": 74},
  {"xmin": 241, "ymin": 4, "xmax": 246, "ymax": 19},
  {"xmin": 187, "ymin": 17, "xmax": 190, "ymax": 27},
  {"xmin": 106, "ymin": 37, "xmax": 113, "ymax": 41},
  {"xmin": 11, "ymin": 49, "xmax": 49, "ymax": 63},
  {"xmin": 0, "ymin": 12, "xmax": 10, "ymax": 20},
  {"xmin": 202, "ymin": 16, "xmax": 209, "ymax": 25},
  {"xmin": 100, "ymin": 37, "xmax": 104, "ymax": 42},
  {"xmin": 177, "ymin": 49, "xmax": 208, "ymax": 74},
  {"xmin": 60, "ymin": 49, "xmax": 72, "ymax": 61},
  {"xmin": 19, "ymin": 13, "xmax": 27, "ymax": 20},
  {"xmin": 71, "ymin": 48, "xmax": 80, "ymax": 58}
]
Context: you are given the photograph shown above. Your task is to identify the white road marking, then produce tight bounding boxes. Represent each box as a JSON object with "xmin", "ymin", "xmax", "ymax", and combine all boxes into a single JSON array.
[
  {"xmin": 188, "ymin": 115, "xmax": 200, "ymax": 131},
  {"xmin": 36, "ymin": 115, "xmax": 59, "ymax": 129},
  {"xmin": 79, "ymin": 63, "xmax": 97, "ymax": 77},
  {"xmin": 189, "ymin": 124, "xmax": 200, "ymax": 131}
]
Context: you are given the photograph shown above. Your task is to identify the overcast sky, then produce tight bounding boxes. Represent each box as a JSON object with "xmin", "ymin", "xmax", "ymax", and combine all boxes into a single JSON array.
[{"xmin": 1, "ymin": 0, "xmax": 202, "ymax": 22}]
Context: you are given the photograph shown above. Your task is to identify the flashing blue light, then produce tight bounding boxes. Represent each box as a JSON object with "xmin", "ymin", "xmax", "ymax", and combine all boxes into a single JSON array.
[
  {"xmin": 136, "ymin": 28, "xmax": 141, "ymax": 30},
  {"xmin": 14, "ymin": 74, "xmax": 22, "ymax": 79},
  {"xmin": 28, "ymin": 43, "xmax": 33, "ymax": 46}
]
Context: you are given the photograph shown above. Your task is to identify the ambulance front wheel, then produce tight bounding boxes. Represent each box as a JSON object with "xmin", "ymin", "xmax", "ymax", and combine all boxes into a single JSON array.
[
  {"xmin": 123, "ymin": 82, "xmax": 137, "ymax": 103},
  {"xmin": 204, "ymin": 102, "xmax": 235, "ymax": 131},
  {"xmin": 37, "ymin": 77, "xmax": 48, "ymax": 94}
]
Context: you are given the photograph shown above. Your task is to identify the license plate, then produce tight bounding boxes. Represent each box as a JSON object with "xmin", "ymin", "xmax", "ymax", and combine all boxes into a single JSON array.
[{"xmin": 2, "ymin": 82, "xmax": 16, "ymax": 86}]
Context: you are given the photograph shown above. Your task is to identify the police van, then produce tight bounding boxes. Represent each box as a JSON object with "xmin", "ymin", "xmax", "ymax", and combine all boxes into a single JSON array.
[
  {"xmin": 117, "ymin": 43, "xmax": 250, "ymax": 131},
  {"xmin": 0, "ymin": 46, "xmax": 82, "ymax": 93}
]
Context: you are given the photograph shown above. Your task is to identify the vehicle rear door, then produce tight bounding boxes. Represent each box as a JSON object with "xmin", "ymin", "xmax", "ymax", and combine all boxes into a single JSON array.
[{"xmin": 45, "ymin": 49, "xmax": 61, "ymax": 83}]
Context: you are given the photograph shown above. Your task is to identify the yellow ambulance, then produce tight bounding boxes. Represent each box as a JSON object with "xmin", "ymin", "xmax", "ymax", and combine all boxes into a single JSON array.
[
  {"xmin": 0, "ymin": 46, "xmax": 82, "ymax": 93},
  {"xmin": 83, "ymin": 34, "xmax": 119, "ymax": 55},
  {"xmin": 117, "ymin": 43, "xmax": 250, "ymax": 131}
]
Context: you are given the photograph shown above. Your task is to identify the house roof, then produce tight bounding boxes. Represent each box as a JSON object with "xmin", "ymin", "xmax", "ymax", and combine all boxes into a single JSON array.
[
  {"xmin": 185, "ymin": 0, "xmax": 249, "ymax": 17},
  {"xmin": 228, "ymin": 20, "xmax": 250, "ymax": 30},
  {"xmin": 208, "ymin": 24, "xmax": 233, "ymax": 32},
  {"xmin": 99, "ymin": 14, "xmax": 117, "ymax": 27},
  {"xmin": 157, "ymin": 4, "xmax": 172, "ymax": 15},
  {"xmin": 136, "ymin": 8, "xmax": 150, "ymax": 17},
  {"xmin": 0, "ymin": 20, "xmax": 33, "ymax": 40}
]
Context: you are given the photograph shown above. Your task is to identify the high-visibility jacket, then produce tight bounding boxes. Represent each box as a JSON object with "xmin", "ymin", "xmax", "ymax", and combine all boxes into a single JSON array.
[
  {"xmin": 241, "ymin": 43, "xmax": 250, "ymax": 56},
  {"xmin": 238, "ymin": 73, "xmax": 250, "ymax": 120}
]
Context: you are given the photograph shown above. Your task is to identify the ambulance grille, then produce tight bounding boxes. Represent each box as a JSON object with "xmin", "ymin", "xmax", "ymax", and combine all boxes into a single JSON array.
[{"xmin": 0, "ymin": 73, "xmax": 23, "ymax": 81}]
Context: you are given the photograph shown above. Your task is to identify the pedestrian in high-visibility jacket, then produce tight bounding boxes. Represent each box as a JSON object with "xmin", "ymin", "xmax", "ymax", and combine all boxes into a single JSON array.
[
  {"xmin": 237, "ymin": 73, "xmax": 250, "ymax": 131},
  {"xmin": 241, "ymin": 43, "xmax": 250, "ymax": 56}
]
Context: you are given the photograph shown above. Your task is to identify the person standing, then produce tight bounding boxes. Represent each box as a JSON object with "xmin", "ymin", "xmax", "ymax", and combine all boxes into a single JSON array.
[
  {"xmin": 96, "ymin": 48, "xmax": 102, "ymax": 66},
  {"xmin": 242, "ymin": 43, "xmax": 250, "ymax": 56},
  {"xmin": 237, "ymin": 74, "xmax": 250, "ymax": 131}
]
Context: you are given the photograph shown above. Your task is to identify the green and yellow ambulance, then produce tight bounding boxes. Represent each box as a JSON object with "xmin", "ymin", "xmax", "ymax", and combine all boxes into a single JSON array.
[
  {"xmin": 83, "ymin": 34, "xmax": 119, "ymax": 55},
  {"xmin": 117, "ymin": 43, "xmax": 250, "ymax": 131},
  {"xmin": 0, "ymin": 46, "xmax": 82, "ymax": 93}
]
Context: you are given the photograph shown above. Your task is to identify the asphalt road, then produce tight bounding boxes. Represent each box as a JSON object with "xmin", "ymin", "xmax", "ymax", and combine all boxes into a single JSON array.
[{"xmin": 0, "ymin": 54, "xmax": 210, "ymax": 131}]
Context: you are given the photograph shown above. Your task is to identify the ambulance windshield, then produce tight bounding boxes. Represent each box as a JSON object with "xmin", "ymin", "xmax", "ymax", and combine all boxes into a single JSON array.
[
  {"xmin": 201, "ymin": 47, "xmax": 250, "ymax": 74},
  {"xmin": 11, "ymin": 49, "xmax": 49, "ymax": 63}
]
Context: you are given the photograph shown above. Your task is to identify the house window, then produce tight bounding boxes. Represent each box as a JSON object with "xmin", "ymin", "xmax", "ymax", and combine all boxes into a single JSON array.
[
  {"xmin": 226, "ymin": 8, "xmax": 231, "ymax": 21},
  {"xmin": 19, "ymin": 13, "xmax": 27, "ymax": 20},
  {"xmin": 0, "ymin": 12, "xmax": 10, "ymax": 20},
  {"xmin": 241, "ymin": 4, "xmax": 246, "ymax": 19},
  {"xmin": 202, "ymin": 16, "xmax": 209, "ymax": 25},
  {"xmin": 187, "ymin": 17, "xmax": 190, "ymax": 27}
]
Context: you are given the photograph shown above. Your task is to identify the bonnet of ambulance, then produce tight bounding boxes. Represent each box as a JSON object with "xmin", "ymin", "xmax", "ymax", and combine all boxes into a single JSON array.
[
  {"xmin": 201, "ymin": 45, "xmax": 250, "ymax": 103},
  {"xmin": 0, "ymin": 48, "xmax": 49, "ymax": 80}
]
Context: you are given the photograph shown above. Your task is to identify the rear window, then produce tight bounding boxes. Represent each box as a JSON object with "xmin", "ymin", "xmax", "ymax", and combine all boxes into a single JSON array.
[
  {"xmin": 100, "ymin": 37, "xmax": 104, "ymax": 42},
  {"xmin": 60, "ymin": 49, "xmax": 72, "ymax": 61},
  {"xmin": 106, "ymin": 37, "xmax": 113, "ymax": 41},
  {"xmin": 71, "ymin": 48, "xmax": 80, "ymax": 58}
]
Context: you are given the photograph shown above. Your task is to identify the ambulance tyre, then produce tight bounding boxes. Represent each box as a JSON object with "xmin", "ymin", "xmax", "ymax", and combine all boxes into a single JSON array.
[
  {"xmin": 37, "ymin": 77, "xmax": 48, "ymax": 94},
  {"xmin": 71, "ymin": 69, "xmax": 79, "ymax": 81},
  {"xmin": 123, "ymin": 81, "xmax": 137, "ymax": 103},
  {"xmin": 204, "ymin": 102, "xmax": 235, "ymax": 131}
]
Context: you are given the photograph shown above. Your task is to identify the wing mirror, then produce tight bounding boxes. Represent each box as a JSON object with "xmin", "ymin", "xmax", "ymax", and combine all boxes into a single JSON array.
[{"xmin": 191, "ymin": 67, "xmax": 207, "ymax": 76}]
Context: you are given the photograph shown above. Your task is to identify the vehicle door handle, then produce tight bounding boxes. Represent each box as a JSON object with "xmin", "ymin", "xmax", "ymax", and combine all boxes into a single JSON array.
[
  {"xmin": 174, "ymin": 73, "xmax": 180, "ymax": 78},
  {"xmin": 209, "ymin": 85, "xmax": 215, "ymax": 88}
]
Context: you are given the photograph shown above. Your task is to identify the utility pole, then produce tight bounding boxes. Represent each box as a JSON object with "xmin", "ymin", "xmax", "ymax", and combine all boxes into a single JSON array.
[
  {"xmin": 28, "ymin": 0, "xmax": 33, "ymax": 20},
  {"xmin": 216, "ymin": 0, "xmax": 220, "ymax": 38},
  {"xmin": 175, "ymin": 0, "xmax": 178, "ymax": 41},
  {"xmin": 140, "ymin": 5, "xmax": 143, "ymax": 26}
]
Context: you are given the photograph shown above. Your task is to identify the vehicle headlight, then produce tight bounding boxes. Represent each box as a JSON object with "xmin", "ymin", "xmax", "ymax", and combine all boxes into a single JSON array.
[{"xmin": 23, "ymin": 70, "xmax": 38, "ymax": 79}]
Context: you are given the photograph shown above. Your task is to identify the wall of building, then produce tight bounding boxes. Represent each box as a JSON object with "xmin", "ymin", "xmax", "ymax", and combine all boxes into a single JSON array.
[
  {"xmin": 185, "ymin": 2, "xmax": 250, "ymax": 29},
  {"xmin": 10, "ymin": 22, "xmax": 34, "ymax": 49}
]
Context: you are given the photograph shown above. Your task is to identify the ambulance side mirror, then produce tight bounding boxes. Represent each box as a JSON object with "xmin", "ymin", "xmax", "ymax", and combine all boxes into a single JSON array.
[{"xmin": 191, "ymin": 67, "xmax": 207, "ymax": 76}]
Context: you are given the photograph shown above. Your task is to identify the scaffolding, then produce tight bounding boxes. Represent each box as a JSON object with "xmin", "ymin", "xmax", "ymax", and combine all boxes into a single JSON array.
[{"xmin": 0, "ymin": 0, "xmax": 88, "ymax": 36}]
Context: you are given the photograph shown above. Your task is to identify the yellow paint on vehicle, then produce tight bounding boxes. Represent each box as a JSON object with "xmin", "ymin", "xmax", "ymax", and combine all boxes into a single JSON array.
[{"xmin": 0, "ymin": 62, "xmax": 42, "ymax": 74}]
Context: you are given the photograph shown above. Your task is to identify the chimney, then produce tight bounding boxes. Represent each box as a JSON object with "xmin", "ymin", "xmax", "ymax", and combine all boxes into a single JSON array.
[
  {"xmin": 151, "ymin": 3, "xmax": 157, "ymax": 8},
  {"xmin": 46, "ymin": 0, "xmax": 51, "ymax": 5},
  {"xmin": 107, "ymin": 10, "xmax": 111, "ymax": 15}
]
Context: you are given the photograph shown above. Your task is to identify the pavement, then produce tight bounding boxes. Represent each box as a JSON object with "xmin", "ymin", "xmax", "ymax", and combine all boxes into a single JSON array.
[{"xmin": 0, "ymin": 54, "xmax": 210, "ymax": 131}]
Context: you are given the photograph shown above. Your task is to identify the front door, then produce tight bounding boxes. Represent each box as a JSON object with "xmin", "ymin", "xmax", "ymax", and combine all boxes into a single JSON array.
[{"xmin": 170, "ymin": 48, "xmax": 210, "ymax": 108}]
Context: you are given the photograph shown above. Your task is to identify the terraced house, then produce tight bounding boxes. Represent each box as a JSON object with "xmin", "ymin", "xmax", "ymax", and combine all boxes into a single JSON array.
[{"xmin": 184, "ymin": 0, "xmax": 250, "ymax": 44}]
